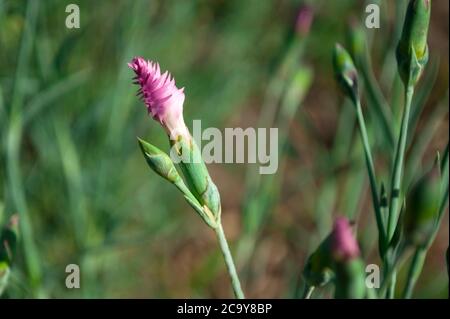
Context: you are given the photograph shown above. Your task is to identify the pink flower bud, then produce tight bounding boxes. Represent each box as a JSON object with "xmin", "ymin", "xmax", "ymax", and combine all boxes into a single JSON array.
[
  {"xmin": 129, "ymin": 57, "xmax": 189, "ymax": 140},
  {"xmin": 295, "ymin": 5, "xmax": 314, "ymax": 37},
  {"xmin": 331, "ymin": 217, "xmax": 360, "ymax": 261}
]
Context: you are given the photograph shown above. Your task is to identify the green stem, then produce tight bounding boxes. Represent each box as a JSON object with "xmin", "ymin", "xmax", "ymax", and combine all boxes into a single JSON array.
[
  {"xmin": 379, "ymin": 243, "xmax": 408, "ymax": 297},
  {"xmin": 387, "ymin": 86, "xmax": 414, "ymax": 241},
  {"xmin": 303, "ymin": 285, "xmax": 315, "ymax": 299},
  {"xmin": 386, "ymin": 272, "xmax": 396, "ymax": 298},
  {"xmin": 402, "ymin": 247, "xmax": 427, "ymax": 298},
  {"xmin": 215, "ymin": 223, "xmax": 245, "ymax": 299},
  {"xmin": 354, "ymin": 99, "xmax": 386, "ymax": 248},
  {"xmin": 384, "ymin": 86, "xmax": 415, "ymax": 297},
  {"xmin": 6, "ymin": 0, "xmax": 42, "ymax": 296}
]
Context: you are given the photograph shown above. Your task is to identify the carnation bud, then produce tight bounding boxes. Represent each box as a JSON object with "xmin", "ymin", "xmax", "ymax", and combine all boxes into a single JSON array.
[
  {"xmin": 129, "ymin": 57, "xmax": 190, "ymax": 141},
  {"xmin": 330, "ymin": 217, "xmax": 360, "ymax": 262},
  {"xmin": 130, "ymin": 58, "xmax": 221, "ymax": 224},
  {"xmin": 138, "ymin": 137, "xmax": 218, "ymax": 228},
  {"xmin": 295, "ymin": 5, "xmax": 314, "ymax": 38},
  {"xmin": 396, "ymin": 0, "xmax": 431, "ymax": 86},
  {"xmin": 333, "ymin": 44, "xmax": 359, "ymax": 103},
  {"xmin": 330, "ymin": 218, "xmax": 365, "ymax": 298},
  {"xmin": 404, "ymin": 159, "xmax": 440, "ymax": 247},
  {"xmin": 138, "ymin": 137, "xmax": 181, "ymax": 183}
]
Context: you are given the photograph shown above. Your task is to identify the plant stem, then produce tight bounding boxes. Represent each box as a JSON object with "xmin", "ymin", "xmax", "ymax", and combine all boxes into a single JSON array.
[
  {"xmin": 215, "ymin": 223, "xmax": 245, "ymax": 299},
  {"xmin": 402, "ymin": 247, "xmax": 427, "ymax": 298},
  {"xmin": 384, "ymin": 86, "xmax": 414, "ymax": 297},
  {"xmin": 379, "ymin": 244, "xmax": 408, "ymax": 297},
  {"xmin": 387, "ymin": 86, "xmax": 414, "ymax": 241},
  {"xmin": 303, "ymin": 285, "xmax": 315, "ymax": 299},
  {"xmin": 386, "ymin": 272, "xmax": 396, "ymax": 298},
  {"xmin": 7, "ymin": 0, "xmax": 43, "ymax": 296},
  {"xmin": 354, "ymin": 99, "xmax": 386, "ymax": 247}
]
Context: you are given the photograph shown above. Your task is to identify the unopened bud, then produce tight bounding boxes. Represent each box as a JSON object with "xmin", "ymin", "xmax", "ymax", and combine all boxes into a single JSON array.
[
  {"xmin": 396, "ymin": 0, "xmax": 431, "ymax": 86},
  {"xmin": 295, "ymin": 5, "xmax": 314, "ymax": 37},
  {"xmin": 333, "ymin": 44, "xmax": 359, "ymax": 102},
  {"xmin": 404, "ymin": 159, "xmax": 440, "ymax": 247},
  {"xmin": 138, "ymin": 137, "xmax": 180, "ymax": 183}
]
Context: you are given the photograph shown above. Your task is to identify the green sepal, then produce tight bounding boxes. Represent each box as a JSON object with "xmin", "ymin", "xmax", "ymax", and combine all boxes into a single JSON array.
[
  {"xmin": 397, "ymin": 0, "xmax": 431, "ymax": 61},
  {"xmin": 396, "ymin": 0, "xmax": 431, "ymax": 87},
  {"xmin": 303, "ymin": 235, "xmax": 334, "ymax": 287},
  {"xmin": 138, "ymin": 137, "xmax": 217, "ymax": 228},
  {"xmin": 403, "ymin": 156, "xmax": 440, "ymax": 247},
  {"xmin": 184, "ymin": 196, "xmax": 217, "ymax": 229},
  {"xmin": 138, "ymin": 137, "xmax": 181, "ymax": 183},
  {"xmin": 333, "ymin": 259, "xmax": 366, "ymax": 299},
  {"xmin": 170, "ymin": 136, "xmax": 221, "ymax": 220}
]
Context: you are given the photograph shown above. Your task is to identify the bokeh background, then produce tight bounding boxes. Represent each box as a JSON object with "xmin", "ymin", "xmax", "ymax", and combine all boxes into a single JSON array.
[{"xmin": 0, "ymin": 0, "xmax": 448, "ymax": 298}]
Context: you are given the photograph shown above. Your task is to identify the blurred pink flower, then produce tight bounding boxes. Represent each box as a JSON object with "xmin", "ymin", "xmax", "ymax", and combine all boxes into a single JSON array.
[
  {"xmin": 331, "ymin": 217, "xmax": 360, "ymax": 261},
  {"xmin": 296, "ymin": 5, "xmax": 314, "ymax": 37},
  {"xmin": 129, "ymin": 57, "xmax": 188, "ymax": 139}
]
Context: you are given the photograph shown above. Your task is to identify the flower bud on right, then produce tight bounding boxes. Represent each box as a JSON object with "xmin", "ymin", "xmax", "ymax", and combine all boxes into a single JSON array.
[
  {"xmin": 396, "ymin": 0, "xmax": 431, "ymax": 86},
  {"xmin": 403, "ymin": 161, "xmax": 440, "ymax": 247}
]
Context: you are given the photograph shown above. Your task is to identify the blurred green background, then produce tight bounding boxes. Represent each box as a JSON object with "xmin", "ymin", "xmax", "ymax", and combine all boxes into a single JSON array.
[{"xmin": 0, "ymin": 0, "xmax": 448, "ymax": 298}]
